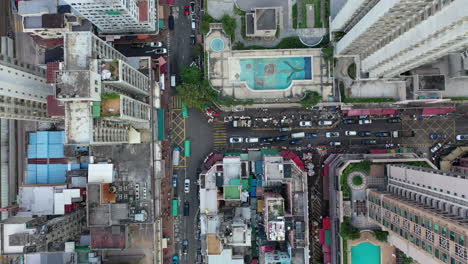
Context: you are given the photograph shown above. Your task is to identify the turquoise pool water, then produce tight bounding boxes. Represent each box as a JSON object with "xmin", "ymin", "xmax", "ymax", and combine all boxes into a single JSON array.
[
  {"xmin": 351, "ymin": 242, "xmax": 381, "ymax": 264},
  {"xmin": 211, "ymin": 38, "xmax": 225, "ymax": 51},
  {"xmin": 238, "ymin": 57, "xmax": 312, "ymax": 90}
]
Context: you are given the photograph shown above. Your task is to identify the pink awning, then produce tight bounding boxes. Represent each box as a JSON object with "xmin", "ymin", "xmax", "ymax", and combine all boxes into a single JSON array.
[
  {"xmin": 323, "ymin": 217, "xmax": 331, "ymax": 229},
  {"xmin": 344, "ymin": 108, "xmax": 397, "ymax": 116},
  {"xmin": 422, "ymin": 107, "xmax": 455, "ymax": 116},
  {"xmin": 319, "ymin": 229, "xmax": 325, "ymax": 244},
  {"xmin": 369, "ymin": 149, "xmax": 388, "ymax": 154}
]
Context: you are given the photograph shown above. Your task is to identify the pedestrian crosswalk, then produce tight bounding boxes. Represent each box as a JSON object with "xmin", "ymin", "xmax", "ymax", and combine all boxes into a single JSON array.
[{"xmin": 212, "ymin": 120, "xmax": 227, "ymax": 151}]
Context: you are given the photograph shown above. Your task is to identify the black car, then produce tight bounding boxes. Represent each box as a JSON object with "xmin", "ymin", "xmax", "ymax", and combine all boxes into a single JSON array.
[
  {"xmin": 342, "ymin": 119, "xmax": 356, "ymax": 124},
  {"xmin": 190, "ymin": 34, "xmax": 196, "ymax": 45},
  {"xmin": 358, "ymin": 131, "xmax": 371, "ymax": 137},
  {"xmin": 305, "ymin": 133, "xmax": 318, "ymax": 138},
  {"xmin": 375, "ymin": 132, "xmax": 390, "ymax": 137},
  {"xmin": 362, "ymin": 139, "xmax": 377, "ymax": 145},
  {"xmin": 183, "ymin": 201, "xmax": 189, "ymax": 216},
  {"xmin": 260, "ymin": 137, "xmax": 274, "ymax": 143},
  {"xmin": 190, "ymin": 1, "xmax": 196, "ymax": 13},
  {"xmin": 274, "ymin": 135, "xmax": 289, "ymax": 141},
  {"xmin": 289, "ymin": 140, "xmax": 304, "ymax": 145},
  {"xmin": 430, "ymin": 133, "xmax": 447, "ymax": 140},
  {"xmin": 182, "ymin": 240, "xmax": 188, "ymax": 254},
  {"xmin": 387, "ymin": 118, "xmax": 401, "ymax": 123}
]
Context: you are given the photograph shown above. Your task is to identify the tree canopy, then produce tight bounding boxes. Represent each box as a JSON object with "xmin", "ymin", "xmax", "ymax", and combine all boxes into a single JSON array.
[
  {"xmin": 374, "ymin": 230, "xmax": 389, "ymax": 242},
  {"xmin": 176, "ymin": 81, "xmax": 217, "ymax": 110},
  {"xmin": 180, "ymin": 65, "xmax": 203, "ymax": 84},
  {"xmin": 339, "ymin": 217, "xmax": 360, "ymax": 240}
]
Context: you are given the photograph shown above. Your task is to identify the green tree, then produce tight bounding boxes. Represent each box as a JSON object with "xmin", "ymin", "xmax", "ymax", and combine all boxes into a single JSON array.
[
  {"xmin": 176, "ymin": 81, "xmax": 217, "ymax": 110},
  {"xmin": 340, "ymin": 217, "xmax": 360, "ymax": 240},
  {"xmin": 300, "ymin": 92, "xmax": 322, "ymax": 108},
  {"xmin": 374, "ymin": 230, "xmax": 389, "ymax": 242},
  {"xmin": 180, "ymin": 66, "xmax": 203, "ymax": 84},
  {"xmin": 193, "ymin": 43, "xmax": 203, "ymax": 57},
  {"xmin": 221, "ymin": 15, "xmax": 236, "ymax": 40},
  {"xmin": 402, "ymin": 256, "xmax": 413, "ymax": 264}
]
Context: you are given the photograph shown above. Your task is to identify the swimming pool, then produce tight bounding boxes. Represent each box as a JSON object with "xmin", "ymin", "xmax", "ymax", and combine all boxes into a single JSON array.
[
  {"xmin": 351, "ymin": 242, "xmax": 381, "ymax": 264},
  {"xmin": 237, "ymin": 56, "xmax": 312, "ymax": 90}
]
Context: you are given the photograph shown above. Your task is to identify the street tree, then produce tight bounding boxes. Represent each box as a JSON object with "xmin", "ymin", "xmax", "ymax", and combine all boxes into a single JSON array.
[
  {"xmin": 176, "ymin": 81, "xmax": 217, "ymax": 110},
  {"xmin": 180, "ymin": 65, "xmax": 203, "ymax": 84}
]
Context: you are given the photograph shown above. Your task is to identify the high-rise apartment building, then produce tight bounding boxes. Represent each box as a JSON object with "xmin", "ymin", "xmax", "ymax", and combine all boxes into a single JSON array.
[
  {"xmin": 333, "ymin": 0, "xmax": 468, "ymax": 78},
  {"xmin": 64, "ymin": 0, "xmax": 157, "ymax": 35},
  {"xmin": 0, "ymin": 54, "xmax": 54, "ymax": 121},
  {"xmin": 55, "ymin": 32, "xmax": 152, "ymax": 144},
  {"xmin": 367, "ymin": 165, "xmax": 468, "ymax": 264}
]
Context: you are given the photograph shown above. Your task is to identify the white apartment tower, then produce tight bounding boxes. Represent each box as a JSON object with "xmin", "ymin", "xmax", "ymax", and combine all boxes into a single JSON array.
[
  {"xmin": 333, "ymin": 0, "xmax": 468, "ymax": 78},
  {"xmin": 0, "ymin": 54, "xmax": 54, "ymax": 121},
  {"xmin": 64, "ymin": 0, "xmax": 157, "ymax": 34},
  {"xmin": 56, "ymin": 32, "xmax": 151, "ymax": 145}
]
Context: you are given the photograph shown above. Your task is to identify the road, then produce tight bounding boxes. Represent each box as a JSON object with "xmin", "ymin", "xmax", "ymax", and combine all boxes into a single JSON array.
[{"xmin": 167, "ymin": 0, "xmax": 203, "ymax": 263}]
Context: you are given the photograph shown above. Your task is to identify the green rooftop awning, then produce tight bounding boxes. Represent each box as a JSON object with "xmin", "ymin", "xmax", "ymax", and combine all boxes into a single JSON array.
[{"xmin": 157, "ymin": 109, "xmax": 165, "ymax": 140}]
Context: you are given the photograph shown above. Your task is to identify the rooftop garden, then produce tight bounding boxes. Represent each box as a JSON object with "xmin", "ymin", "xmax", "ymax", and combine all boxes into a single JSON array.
[
  {"xmin": 268, "ymin": 199, "xmax": 285, "ymax": 219},
  {"xmin": 100, "ymin": 93, "xmax": 121, "ymax": 117},
  {"xmin": 99, "ymin": 59, "xmax": 120, "ymax": 81}
]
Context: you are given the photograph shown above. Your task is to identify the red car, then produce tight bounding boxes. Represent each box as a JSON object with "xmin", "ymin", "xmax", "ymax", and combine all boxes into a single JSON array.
[{"xmin": 184, "ymin": 5, "xmax": 190, "ymax": 16}]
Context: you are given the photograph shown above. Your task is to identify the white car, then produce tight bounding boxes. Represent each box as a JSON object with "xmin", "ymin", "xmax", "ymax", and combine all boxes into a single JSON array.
[
  {"xmin": 184, "ymin": 179, "xmax": 190, "ymax": 193},
  {"xmin": 345, "ymin": 131, "xmax": 357, "ymax": 136},
  {"xmin": 430, "ymin": 143, "xmax": 442, "ymax": 153},
  {"xmin": 326, "ymin": 132, "xmax": 340, "ymax": 138},
  {"xmin": 229, "ymin": 137, "xmax": 243, "ymax": 143},
  {"xmin": 359, "ymin": 119, "xmax": 372, "ymax": 125},
  {"xmin": 245, "ymin": 137, "xmax": 259, "ymax": 143},
  {"xmin": 299, "ymin": 121, "xmax": 312, "ymax": 127},
  {"xmin": 149, "ymin": 42, "xmax": 163, "ymax": 47},
  {"xmin": 330, "ymin": 141, "xmax": 341, "ymax": 146},
  {"xmin": 456, "ymin": 134, "xmax": 468, "ymax": 141}
]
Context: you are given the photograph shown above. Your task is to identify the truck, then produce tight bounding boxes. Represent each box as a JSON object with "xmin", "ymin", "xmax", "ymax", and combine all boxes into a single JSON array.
[
  {"xmin": 392, "ymin": 130, "xmax": 415, "ymax": 138},
  {"xmin": 173, "ymin": 146, "xmax": 181, "ymax": 166},
  {"xmin": 291, "ymin": 132, "xmax": 305, "ymax": 139}
]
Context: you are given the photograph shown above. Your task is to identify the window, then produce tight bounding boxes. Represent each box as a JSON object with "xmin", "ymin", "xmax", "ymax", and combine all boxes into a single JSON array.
[
  {"xmin": 422, "ymin": 241, "xmax": 426, "ymax": 250},
  {"xmin": 427, "ymin": 245, "xmax": 433, "ymax": 254},
  {"xmin": 428, "ymin": 221, "xmax": 433, "ymax": 230},
  {"xmin": 415, "ymin": 215, "xmax": 419, "ymax": 224},
  {"xmin": 442, "ymin": 227, "xmax": 448, "ymax": 237},
  {"xmin": 435, "ymin": 224, "xmax": 440, "ymax": 233},
  {"xmin": 451, "ymin": 232, "xmax": 456, "ymax": 241},
  {"xmin": 436, "ymin": 249, "xmax": 440, "ymax": 258},
  {"xmin": 459, "ymin": 235, "xmax": 465, "ymax": 246},
  {"xmin": 451, "ymin": 257, "xmax": 456, "ymax": 264},
  {"xmin": 421, "ymin": 218, "xmax": 426, "ymax": 227},
  {"xmin": 443, "ymin": 253, "xmax": 448, "ymax": 263}
]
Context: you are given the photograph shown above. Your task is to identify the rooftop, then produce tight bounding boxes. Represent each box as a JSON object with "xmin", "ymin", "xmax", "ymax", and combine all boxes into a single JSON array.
[
  {"xmin": 255, "ymin": 8, "xmax": 277, "ymax": 30},
  {"xmin": 90, "ymin": 226, "xmax": 126, "ymax": 249}
]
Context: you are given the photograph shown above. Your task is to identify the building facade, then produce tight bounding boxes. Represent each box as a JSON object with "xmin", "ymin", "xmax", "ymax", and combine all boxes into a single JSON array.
[
  {"xmin": 367, "ymin": 165, "xmax": 468, "ymax": 264},
  {"xmin": 333, "ymin": 0, "xmax": 468, "ymax": 78},
  {"xmin": 0, "ymin": 54, "xmax": 53, "ymax": 121},
  {"xmin": 64, "ymin": 0, "xmax": 157, "ymax": 35}
]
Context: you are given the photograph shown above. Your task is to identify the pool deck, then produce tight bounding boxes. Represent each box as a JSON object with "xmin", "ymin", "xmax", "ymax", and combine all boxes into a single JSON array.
[
  {"xmin": 347, "ymin": 231, "xmax": 396, "ymax": 264},
  {"xmin": 205, "ymin": 25, "xmax": 333, "ymax": 103}
]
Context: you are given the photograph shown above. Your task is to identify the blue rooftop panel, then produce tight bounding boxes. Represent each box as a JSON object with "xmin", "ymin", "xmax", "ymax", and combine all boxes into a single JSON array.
[
  {"xmin": 48, "ymin": 144, "xmax": 64, "ymax": 158},
  {"xmin": 27, "ymin": 145, "xmax": 37, "ymax": 159},
  {"xmin": 36, "ymin": 144, "xmax": 48, "ymax": 159},
  {"xmin": 29, "ymin": 133, "xmax": 37, "ymax": 145},
  {"xmin": 48, "ymin": 131, "xmax": 65, "ymax": 144},
  {"xmin": 27, "ymin": 164, "xmax": 37, "ymax": 184},
  {"xmin": 36, "ymin": 131, "xmax": 49, "ymax": 144},
  {"xmin": 48, "ymin": 164, "xmax": 67, "ymax": 184},
  {"xmin": 36, "ymin": 165, "xmax": 49, "ymax": 184}
]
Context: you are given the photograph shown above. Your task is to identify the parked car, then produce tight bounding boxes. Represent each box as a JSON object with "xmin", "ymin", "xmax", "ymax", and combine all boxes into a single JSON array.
[
  {"xmin": 329, "ymin": 141, "xmax": 341, "ymax": 146},
  {"xmin": 183, "ymin": 201, "xmax": 189, "ymax": 216},
  {"xmin": 173, "ymin": 255, "xmax": 179, "ymax": 264},
  {"xmin": 358, "ymin": 131, "xmax": 371, "ymax": 137},
  {"xmin": 260, "ymin": 137, "xmax": 274, "ymax": 143},
  {"xmin": 361, "ymin": 139, "xmax": 377, "ymax": 145},
  {"xmin": 342, "ymin": 119, "xmax": 356, "ymax": 124},
  {"xmin": 191, "ymin": 19, "xmax": 196, "ymax": 30},
  {"xmin": 430, "ymin": 133, "xmax": 447, "ymax": 140},
  {"xmin": 318, "ymin": 120, "xmax": 333, "ymax": 126},
  {"xmin": 305, "ymin": 133, "xmax": 318, "ymax": 138},
  {"xmin": 146, "ymin": 48, "xmax": 167, "ymax": 54},
  {"xmin": 299, "ymin": 121, "xmax": 312, "ymax": 127},
  {"xmin": 149, "ymin": 42, "xmax": 163, "ymax": 47},
  {"xmin": 375, "ymin": 132, "xmax": 390, "ymax": 137},
  {"xmin": 190, "ymin": 34, "xmax": 196, "ymax": 45},
  {"xmin": 359, "ymin": 119, "xmax": 372, "ymax": 125},
  {"xmin": 229, "ymin": 137, "xmax": 243, "ymax": 143},
  {"xmin": 387, "ymin": 118, "xmax": 401, "ymax": 123},
  {"xmin": 182, "ymin": 240, "xmax": 188, "ymax": 254},
  {"xmin": 245, "ymin": 137, "xmax": 259, "ymax": 143},
  {"xmin": 184, "ymin": 5, "xmax": 190, "ymax": 16},
  {"xmin": 279, "ymin": 127, "xmax": 292, "ymax": 132},
  {"xmin": 184, "ymin": 179, "xmax": 190, "ymax": 193},
  {"xmin": 274, "ymin": 135, "xmax": 289, "ymax": 141},
  {"xmin": 345, "ymin": 131, "xmax": 357, "ymax": 136},
  {"xmin": 431, "ymin": 143, "xmax": 442, "ymax": 153},
  {"xmin": 456, "ymin": 135, "xmax": 468, "ymax": 141},
  {"xmin": 326, "ymin": 132, "xmax": 340, "ymax": 138},
  {"xmin": 172, "ymin": 174, "xmax": 178, "ymax": 187},
  {"xmin": 190, "ymin": 1, "xmax": 195, "ymax": 13},
  {"xmin": 289, "ymin": 139, "xmax": 304, "ymax": 145}
]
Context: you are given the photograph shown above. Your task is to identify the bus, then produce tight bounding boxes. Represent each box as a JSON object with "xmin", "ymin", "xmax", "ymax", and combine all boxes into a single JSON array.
[
  {"xmin": 172, "ymin": 199, "xmax": 178, "ymax": 216},
  {"xmin": 181, "ymin": 102, "xmax": 189, "ymax": 118},
  {"xmin": 184, "ymin": 140, "xmax": 191, "ymax": 157}
]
